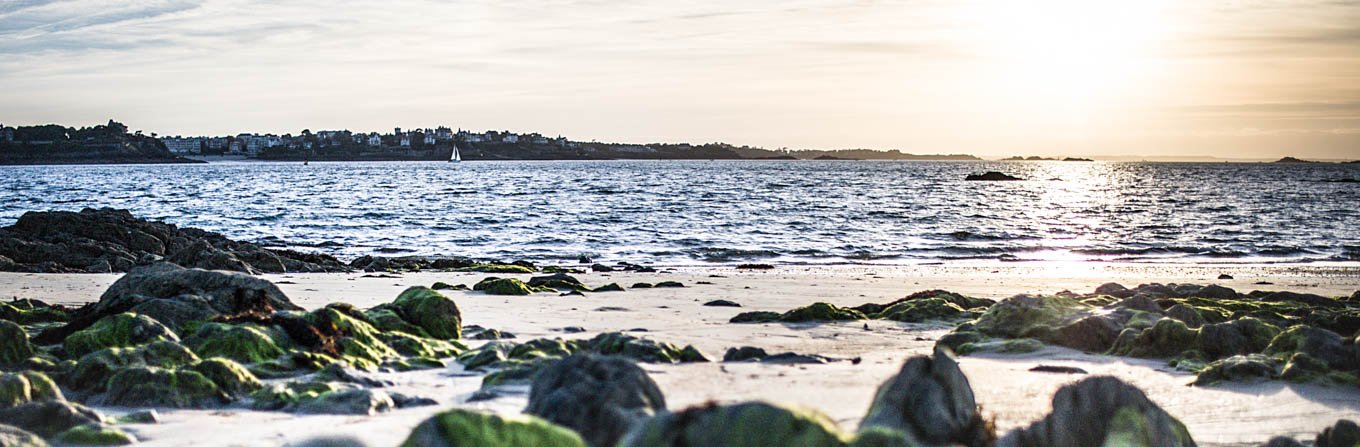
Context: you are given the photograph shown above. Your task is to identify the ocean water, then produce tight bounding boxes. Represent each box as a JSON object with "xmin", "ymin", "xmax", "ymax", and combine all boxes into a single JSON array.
[{"xmin": 1, "ymin": 160, "xmax": 1358, "ymax": 266}]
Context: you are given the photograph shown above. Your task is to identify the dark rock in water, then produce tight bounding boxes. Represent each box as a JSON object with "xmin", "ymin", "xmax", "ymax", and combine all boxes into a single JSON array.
[
  {"xmin": 37, "ymin": 263, "xmax": 300, "ymax": 343},
  {"xmin": 1030, "ymin": 365, "xmax": 1087, "ymax": 374},
  {"xmin": 617, "ymin": 401, "xmax": 846, "ymax": 447},
  {"xmin": 0, "ymin": 400, "xmax": 103, "ymax": 438},
  {"xmin": 723, "ymin": 346, "xmax": 769, "ymax": 362},
  {"xmin": 0, "ymin": 320, "xmax": 34, "ymax": 367},
  {"xmin": 0, "ymin": 424, "xmax": 46, "ymax": 446},
  {"xmin": 1317, "ymin": 419, "xmax": 1360, "ymax": 447},
  {"xmin": 1095, "ymin": 282, "xmax": 1134, "ymax": 298},
  {"xmin": 403, "ymin": 408, "xmax": 587, "ymax": 447},
  {"xmin": 965, "ymin": 171, "xmax": 1023, "ymax": 181},
  {"xmin": 1195, "ymin": 284, "xmax": 1239, "ymax": 300},
  {"xmin": 1217, "ymin": 274, "xmax": 1234, "ymax": 280},
  {"xmin": 997, "ymin": 376, "xmax": 1195, "ymax": 447},
  {"xmin": 1047, "ymin": 316, "xmax": 1121, "ymax": 352},
  {"xmin": 0, "ymin": 208, "xmax": 347, "ymax": 274},
  {"xmin": 526, "ymin": 355, "xmax": 666, "ymax": 447},
  {"xmin": 703, "ymin": 300, "xmax": 742, "ymax": 307},
  {"xmin": 860, "ymin": 347, "xmax": 993, "ymax": 446}
]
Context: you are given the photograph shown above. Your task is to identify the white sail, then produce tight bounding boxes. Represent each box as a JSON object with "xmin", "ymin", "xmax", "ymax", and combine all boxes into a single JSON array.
[{"xmin": 450, "ymin": 146, "xmax": 461, "ymax": 162}]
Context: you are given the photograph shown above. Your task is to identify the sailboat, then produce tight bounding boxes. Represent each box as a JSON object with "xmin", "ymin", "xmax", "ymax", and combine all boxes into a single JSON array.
[{"xmin": 449, "ymin": 145, "xmax": 461, "ymax": 163}]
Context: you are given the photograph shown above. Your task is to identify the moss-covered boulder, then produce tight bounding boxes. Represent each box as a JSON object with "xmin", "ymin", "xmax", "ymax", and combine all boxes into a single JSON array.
[
  {"xmin": 402, "ymin": 408, "xmax": 587, "ymax": 447},
  {"xmin": 778, "ymin": 303, "xmax": 867, "ymax": 323},
  {"xmin": 1000, "ymin": 376, "xmax": 1195, "ymax": 446},
  {"xmin": 527, "ymin": 274, "xmax": 589, "ymax": 292},
  {"xmin": 0, "ymin": 299, "xmax": 70, "ymax": 325},
  {"xmin": 191, "ymin": 358, "xmax": 263, "ymax": 397},
  {"xmin": 183, "ymin": 322, "xmax": 286, "ymax": 364},
  {"xmin": 379, "ymin": 287, "xmax": 463, "ymax": 340},
  {"xmin": 1192, "ymin": 354, "xmax": 1280, "ymax": 385},
  {"xmin": 431, "ymin": 282, "xmax": 468, "ymax": 291},
  {"xmin": 457, "ymin": 263, "xmax": 537, "ymax": 274},
  {"xmin": 1264, "ymin": 326, "xmax": 1358, "ymax": 371},
  {"xmin": 66, "ymin": 341, "xmax": 200, "ymax": 393},
  {"xmin": 1109, "ymin": 319, "xmax": 1198, "ymax": 358},
  {"xmin": 593, "ymin": 283, "xmax": 625, "ymax": 292},
  {"xmin": 458, "ymin": 342, "xmax": 515, "ymax": 370},
  {"xmin": 474, "ymin": 277, "xmax": 543, "ymax": 296},
  {"xmin": 876, "ymin": 298, "xmax": 966, "ymax": 322},
  {"xmin": 53, "ymin": 424, "xmax": 135, "ymax": 446},
  {"xmin": 585, "ymin": 333, "xmax": 705, "ymax": 364},
  {"xmin": 252, "ymin": 381, "xmax": 394, "ymax": 415},
  {"xmin": 379, "ymin": 331, "xmax": 463, "ymax": 359},
  {"xmin": 860, "ymin": 348, "xmax": 991, "ymax": 446},
  {"xmin": 64, "ymin": 313, "xmax": 179, "ymax": 358},
  {"xmin": 0, "ymin": 400, "xmax": 103, "ymax": 439},
  {"xmin": 1196, "ymin": 318, "xmax": 1281, "ymax": 360},
  {"xmin": 0, "ymin": 423, "xmax": 47, "ymax": 447},
  {"xmin": 730, "ymin": 311, "xmax": 781, "ymax": 323},
  {"xmin": 974, "ymin": 295, "xmax": 1086, "ymax": 339},
  {"xmin": 93, "ymin": 366, "xmax": 225, "ymax": 407},
  {"xmin": 305, "ymin": 305, "xmax": 399, "ymax": 370},
  {"xmin": 957, "ymin": 338, "xmax": 1044, "ymax": 355},
  {"xmin": 618, "ymin": 401, "xmax": 848, "ymax": 447},
  {"xmin": 0, "ymin": 320, "xmax": 34, "ymax": 367},
  {"xmin": 0, "ymin": 371, "xmax": 63, "ymax": 409},
  {"xmin": 1044, "ymin": 315, "xmax": 1122, "ymax": 352}
]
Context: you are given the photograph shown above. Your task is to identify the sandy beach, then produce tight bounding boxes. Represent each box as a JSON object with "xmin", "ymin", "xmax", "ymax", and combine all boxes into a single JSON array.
[{"xmin": 5, "ymin": 262, "xmax": 1358, "ymax": 446}]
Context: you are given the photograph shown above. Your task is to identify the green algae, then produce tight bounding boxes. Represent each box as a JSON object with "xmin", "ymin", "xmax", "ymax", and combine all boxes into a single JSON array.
[
  {"xmin": 875, "ymin": 298, "xmax": 966, "ymax": 323},
  {"xmin": 53, "ymin": 424, "xmax": 136, "ymax": 446},
  {"xmin": 0, "ymin": 320, "xmax": 33, "ymax": 367},
  {"xmin": 183, "ymin": 323, "xmax": 285, "ymax": 364},
  {"xmin": 474, "ymin": 277, "xmax": 550, "ymax": 295},
  {"xmin": 65, "ymin": 313, "xmax": 179, "ymax": 358},
  {"xmin": 401, "ymin": 408, "xmax": 587, "ymax": 447},
  {"xmin": 191, "ymin": 358, "xmax": 263, "ymax": 397},
  {"xmin": 618, "ymin": 401, "xmax": 849, "ymax": 447}
]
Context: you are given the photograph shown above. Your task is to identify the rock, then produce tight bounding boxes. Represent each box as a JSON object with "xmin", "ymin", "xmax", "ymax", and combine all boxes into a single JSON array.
[
  {"xmin": 0, "ymin": 208, "xmax": 346, "ymax": 274},
  {"xmin": 471, "ymin": 329, "xmax": 516, "ymax": 340},
  {"xmin": 0, "ymin": 371, "xmax": 63, "ymax": 409},
  {"xmin": 1095, "ymin": 283, "xmax": 1134, "ymax": 298},
  {"xmin": 935, "ymin": 331, "xmax": 985, "ymax": 353},
  {"xmin": 997, "ymin": 376, "xmax": 1195, "ymax": 447},
  {"xmin": 191, "ymin": 358, "xmax": 263, "ymax": 397},
  {"xmin": 1109, "ymin": 319, "xmax": 1198, "ymax": 358},
  {"xmin": 1264, "ymin": 326, "xmax": 1358, "ymax": 371},
  {"xmin": 777, "ymin": 302, "xmax": 867, "ymax": 322},
  {"xmin": 723, "ymin": 347, "xmax": 770, "ymax": 362},
  {"xmin": 183, "ymin": 322, "xmax": 285, "ymax": 364},
  {"xmin": 1217, "ymin": 274, "xmax": 1234, "ymax": 280},
  {"xmin": 0, "ymin": 321, "xmax": 33, "ymax": 367},
  {"xmin": 38, "ymin": 263, "xmax": 300, "ymax": 344},
  {"xmin": 0, "ymin": 300, "xmax": 70, "ymax": 325},
  {"xmin": 729, "ymin": 311, "xmax": 781, "ymax": 323},
  {"xmin": 592, "ymin": 283, "xmax": 625, "ymax": 293},
  {"xmin": 703, "ymin": 300, "xmax": 742, "ymax": 307},
  {"xmin": 590, "ymin": 264, "xmax": 615, "ymax": 272},
  {"xmin": 528, "ymin": 273, "xmax": 589, "ymax": 292},
  {"xmin": 618, "ymin": 401, "xmax": 847, "ymax": 447},
  {"xmin": 526, "ymin": 355, "xmax": 666, "ymax": 447},
  {"xmin": 379, "ymin": 287, "xmax": 463, "ymax": 339},
  {"xmin": 52, "ymin": 423, "xmax": 136, "ymax": 446},
  {"xmin": 1316, "ymin": 419, "xmax": 1360, "ymax": 447},
  {"xmin": 0, "ymin": 424, "xmax": 47, "ymax": 447},
  {"xmin": 457, "ymin": 342, "xmax": 515, "ymax": 370},
  {"xmin": 957, "ymin": 338, "xmax": 1044, "ymax": 355},
  {"xmin": 1192, "ymin": 354, "xmax": 1280, "ymax": 385},
  {"xmin": 1110, "ymin": 295, "xmax": 1163, "ymax": 314},
  {"xmin": 974, "ymin": 295, "xmax": 1085, "ymax": 339},
  {"xmin": 402, "ymin": 408, "xmax": 587, "ymax": 447},
  {"xmin": 876, "ymin": 298, "xmax": 966, "ymax": 322},
  {"xmin": 64, "ymin": 313, "xmax": 179, "ymax": 358},
  {"xmin": 1165, "ymin": 305, "xmax": 1207, "ymax": 328},
  {"xmin": 1259, "ymin": 291, "xmax": 1342, "ymax": 308},
  {"xmin": 860, "ymin": 347, "xmax": 993, "ymax": 446},
  {"xmin": 93, "ymin": 366, "xmax": 226, "ymax": 408},
  {"xmin": 0, "ymin": 400, "xmax": 103, "ymax": 438},
  {"xmin": 630, "ymin": 283, "xmax": 653, "ymax": 289},
  {"xmin": 736, "ymin": 264, "xmax": 775, "ymax": 270},
  {"xmin": 1196, "ymin": 318, "xmax": 1281, "ymax": 360},
  {"xmin": 584, "ymin": 333, "xmax": 706, "ymax": 364},
  {"xmin": 1045, "ymin": 316, "xmax": 1121, "ymax": 352},
  {"xmin": 1195, "ymin": 284, "xmax": 1240, "ymax": 300},
  {"xmin": 291, "ymin": 436, "xmax": 368, "ymax": 447},
  {"xmin": 1029, "ymin": 365, "xmax": 1087, "ymax": 374},
  {"xmin": 965, "ymin": 172, "xmax": 1023, "ymax": 181},
  {"xmin": 654, "ymin": 281, "xmax": 684, "ymax": 288},
  {"xmin": 296, "ymin": 388, "xmax": 395, "ymax": 415},
  {"xmin": 116, "ymin": 410, "xmax": 159, "ymax": 424},
  {"xmin": 66, "ymin": 340, "xmax": 201, "ymax": 393},
  {"xmin": 473, "ymin": 277, "xmax": 540, "ymax": 295},
  {"xmin": 1259, "ymin": 436, "xmax": 1305, "ymax": 447}
]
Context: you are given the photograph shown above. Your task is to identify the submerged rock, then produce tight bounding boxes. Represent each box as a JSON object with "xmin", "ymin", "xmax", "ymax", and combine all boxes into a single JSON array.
[
  {"xmin": 965, "ymin": 172, "xmax": 1023, "ymax": 181},
  {"xmin": 860, "ymin": 347, "xmax": 993, "ymax": 446},
  {"xmin": 402, "ymin": 409, "xmax": 587, "ymax": 447},
  {"xmin": 618, "ymin": 401, "xmax": 848, "ymax": 447},
  {"xmin": 526, "ymin": 355, "xmax": 666, "ymax": 447},
  {"xmin": 997, "ymin": 376, "xmax": 1195, "ymax": 447}
]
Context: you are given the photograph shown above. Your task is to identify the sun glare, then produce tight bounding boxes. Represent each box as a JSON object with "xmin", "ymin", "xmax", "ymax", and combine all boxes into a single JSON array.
[{"xmin": 962, "ymin": 0, "xmax": 1173, "ymax": 116}]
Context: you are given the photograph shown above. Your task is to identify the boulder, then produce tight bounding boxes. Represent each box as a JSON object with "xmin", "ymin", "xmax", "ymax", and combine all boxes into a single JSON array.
[
  {"xmin": 860, "ymin": 347, "xmax": 993, "ymax": 446},
  {"xmin": 0, "ymin": 400, "xmax": 103, "ymax": 438},
  {"xmin": 1316, "ymin": 419, "xmax": 1360, "ymax": 447},
  {"xmin": 1046, "ymin": 316, "xmax": 1122, "ymax": 352},
  {"xmin": 1194, "ymin": 285, "xmax": 1239, "ymax": 300},
  {"xmin": 875, "ymin": 298, "xmax": 966, "ymax": 322},
  {"xmin": 0, "ymin": 321, "xmax": 33, "ymax": 367},
  {"xmin": 1259, "ymin": 291, "xmax": 1342, "ymax": 308},
  {"xmin": 52, "ymin": 423, "xmax": 136, "ymax": 446},
  {"xmin": 965, "ymin": 172, "xmax": 1023, "ymax": 181},
  {"xmin": 473, "ymin": 278, "xmax": 540, "ymax": 296},
  {"xmin": 1094, "ymin": 283, "xmax": 1134, "ymax": 299},
  {"xmin": 526, "ymin": 355, "xmax": 666, "ymax": 447},
  {"xmin": 730, "ymin": 311, "xmax": 781, "ymax": 323},
  {"xmin": 402, "ymin": 409, "xmax": 586, "ymax": 447},
  {"xmin": 1192, "ymin": 354, "xmax": 1280, "ymax": 385},
  {"xmin": 1197, "ymin": 318, "xmax": 1281, "ymax": 360},
  {"xmin": 1264, "ymin": 326, "xmax": 1358, "ymax": 371},
  {"xmin": 1109, "ymin": 319, "xmax": 1198, "ymax": 358},
  {"xmin": 0, "ymin": 424, "xmax": 47, "ymax": 447},
  {"xmin": 974, "ymin": 295, "xmax": 1085, "ymax": 339},
  {"xmin": 66, "ymin": 340, "xmax": 200, "ymax": 393},
  {"xmin": 1165, "ymin": 305, "xmax": 1207, "ymax": 328},
  {"xmin": 378, "ymin": 287, "xmax": 463, "ymax": 340},
  {"xmin": 997, "ymin": 376, "xmax": 1195, "ymax": 447},
  {"xmin": 296, "ymin": 388, "xmax": 395, "ymax": 415},
  {"xmin": 527, "ymin": 274, "xmax": 588, "ymax": 292},
  {"xmin": 0, "ymin": 371, "xmax": 63, "ymax": 409},
  {"xmin": 724, "ymin": 347, "xmax": 770, "ymax": 362},
  {"xmin": 93, "ymin": 366, "xmax": 226, "ymax": 408},
  {"xmin": 618, "ymin": 401, "xmax": 848, "ymax": 447},
  {"xmin": 190, "ymin": 358, "xmax": 263, "ymax": 398},
  {"xmin": 703, "ymin": 300, "xmax": 742, "ymax": 307},
  {"xmin": 64, "ymin": 313, "xmax": 179, "ymax": 358},
  {"xmin": 183, "ymin": 322, "xmax": 286, "ymax": 364},
  {"xmin": 778, "ymin": 303, "xmax": 867, "ymax": 323}
]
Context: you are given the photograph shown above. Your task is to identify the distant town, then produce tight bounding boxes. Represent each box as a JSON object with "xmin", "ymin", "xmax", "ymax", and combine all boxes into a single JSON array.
[{"xmin": 0, "ymin": 120, "xmax": 1355, "ymax": 165}]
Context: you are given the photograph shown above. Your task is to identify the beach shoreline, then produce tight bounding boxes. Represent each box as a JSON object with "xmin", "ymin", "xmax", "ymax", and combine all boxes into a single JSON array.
[{"xmin": 3, "ymin": 263, "xmax": 1358, "ymax": 446}]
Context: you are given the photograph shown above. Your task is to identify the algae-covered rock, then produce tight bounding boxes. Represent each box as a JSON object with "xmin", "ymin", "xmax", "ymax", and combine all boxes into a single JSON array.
[
  {"xmin": 305, "ymin": 305, "xmax": 400, "ymax": 370},
  {"xmin": 618, "ymin": 401, "xmax": 848, "ymax": 447},
  {"xmin": 935, "ymin": 331, "xmax": 985, "ymax": 353},
  {"xmin": 975, "ymin": 295, "xmax": 1086, "ymax": 339},
  {"xmin": 592, "ymin": 283, "xmax": 625, "ymax": 293},
  {"xmin": 847, "ymin": 428, "xmax": 915, "ymax": 447},
  {"xmin": 860, "ymin": 347, "xmax": 993, "ymax": 446},
  {"xmin": 958, "ymin": 338, "xmax": 1044, "ymax": 355},
  {"xmin": 1278, "ymin": 353, "xmax": 1356, "ymax": 384},
  {"xmin": 191, "ymin": 357, "xmax": 263, "ymax": 397},
  {"xmin": 0, "ymin": 371, "xmax": 62, "ymax": 409},
  {"xmin": 382, "ymin": 287, "xmax": 463, "ymax": 340},
  {"xmin": 1109, "ymin": 318, "xmax": 1198, "ymax": 358},
  {"xmin": 510, "ymin": 338, "xmax": 575, "ymax": 361},
  {"xmin": 457, "ymin": 342, "xmax": 515, "ymax": 370},
  {"xmin": 1197, "ymin": 318, "xmax": 1281, "ymax": 360},
  {"xmin": 1264, "ymin": 326, "xmax": 1358, "ymax": 371},
  {"xmin": 0, "ymin": 299, "xmax": 70, "ymax": 325},
  {"xmin": 64, "ymin": 313, "xmax": 180, "ymax": 358},
  {"xmin": 1192, "ymin": 354, "xmax": 1280, "ymax": 385},
  {"xmin": 1165, "ymin": 304, "xmax": 1207, "ymax": 328},
  {"xmin": 997, "ymin": 376, "xmax": 1195, "ymax": 447},
  {"xmin": 0, "ymin": 423, "xmax": 47, "ymax": 447},
  {"xmin": 0, "ymin": 400, "xmax": 104, "ymax": 438},
  {"xmin": 379, "ymin": 331, "xmax": 463, "ymax": 359},
  {"xmin": 654, "ymin": 281, "xmax": 684, "ymax": 288},
  {"xmin": 584, "ymin": 333, "xmax": 704, "ymax": 364},
  {"xmin": 876, "ymin": 298, "xmax": 966, "ymax": 323},
  {"xmin": 1046, "ymin": 316, "xmax": 1121, "ymax": 353},
  {"xmin": 252, "ymin": 381, "xmax": 394, "ymax": 415},
  {"xmin": 474, "ymin": 277, "xmax": 540, "ymax": 296},
  {"xmin": 779, "ymin": 302, "xmax": 867, "ymax": 323},
  {"xmin": 730, "ymin": 311, "xmax": 781, "ymax": 324},
  {"xmin": 183, "ymin": 322, "xmax": 285, "ymax": 364},
  {"xmin": 527, "ymin": 274, "xmax": 589, "ymax": 292},
  {"xmin": 94, "ymin": 366, "xmax": 226, "ymax": 408},
  {"xmin": 67, "ymin": 340, "xmax": 201, "ymax": 393},
  {"xmin": 526, "ymin": 355, "xmax": 666, "ymax": 447},
  {"xmin": 52, "ymin": 424, "xmax": 135, "ymax": 446},
  {"xmin": 431, "ymin": 282, "xmax": 468, "ymax": 291},
  {"xmin": 0, "ymin": 320, "xmax": 34, "ymax": 367},
  {"xmin": 456, "ymin": 263, "xmax": 537, "ymax": 274},
  {"xmin": 402, "ymin": 408, "xmax": 586, "ymax": 447}
]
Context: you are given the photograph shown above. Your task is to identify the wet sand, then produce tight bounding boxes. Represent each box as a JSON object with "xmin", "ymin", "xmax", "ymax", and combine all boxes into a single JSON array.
[{"xmin": 3, "ymin": 263, "xmax": 1359, "ymax": 446}]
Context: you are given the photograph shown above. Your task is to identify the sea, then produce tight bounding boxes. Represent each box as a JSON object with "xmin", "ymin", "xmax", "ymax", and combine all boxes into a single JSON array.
[{"xmin": 2, "ymin": 160, "xmax": 1358, "ymax": 266}]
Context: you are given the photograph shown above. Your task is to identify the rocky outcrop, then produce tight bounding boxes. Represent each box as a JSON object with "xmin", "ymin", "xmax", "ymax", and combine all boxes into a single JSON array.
[
  {"xmin": 0, "ymin": 208, "xmax": 347, "ymax": 274},
  {"xmin": 966, "ymin": 172, "xmax": 1023, "ymax": 181},
  {"xmin": 526, "ymin": 355, "xmax": 666, "ymax": 447},
  {"xmin": 997, "ymin": 376, "xmax": 1195, "ymax": 446}
]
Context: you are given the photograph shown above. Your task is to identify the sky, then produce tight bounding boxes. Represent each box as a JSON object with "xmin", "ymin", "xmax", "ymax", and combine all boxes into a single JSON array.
[{"xmin": 1, "ymin": 0, "xmax": 1358, "ymax": 159}]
